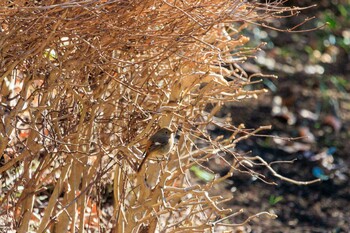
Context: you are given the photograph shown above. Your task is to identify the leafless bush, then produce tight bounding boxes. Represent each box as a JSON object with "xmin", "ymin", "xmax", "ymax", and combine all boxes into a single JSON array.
[{"xmin": 0, "ymin": 0, "xmax": 319, "ymax": 232}]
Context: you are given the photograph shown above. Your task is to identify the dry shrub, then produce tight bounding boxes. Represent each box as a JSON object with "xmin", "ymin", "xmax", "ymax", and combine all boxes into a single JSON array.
[{"xmin": 0, "ymin": 1, "xmax": 319, "ymax": 232}]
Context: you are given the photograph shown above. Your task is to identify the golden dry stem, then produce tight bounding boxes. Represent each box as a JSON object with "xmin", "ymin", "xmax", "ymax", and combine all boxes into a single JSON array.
[{"xmin": 0, "ymin": 1, "xmax": 318, "ymax": 232}]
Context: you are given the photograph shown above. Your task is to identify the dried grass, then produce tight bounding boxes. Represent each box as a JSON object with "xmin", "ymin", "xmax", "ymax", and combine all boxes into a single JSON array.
[{"xmin": 0, "ymin": 0, "xmax": 318, "ymax": 232}]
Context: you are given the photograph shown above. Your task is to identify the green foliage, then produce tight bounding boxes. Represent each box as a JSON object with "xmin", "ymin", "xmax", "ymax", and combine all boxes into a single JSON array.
[
  {"xmin": 268, "ymin": 195, "xmax": 283, "ymax": 206},
  {"xmin": 190, "ymin": 166, "xmax": 215, "ymax": 182}
]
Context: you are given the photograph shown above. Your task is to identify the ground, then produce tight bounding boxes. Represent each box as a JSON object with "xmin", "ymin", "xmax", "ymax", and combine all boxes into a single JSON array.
[{"xmin": 213, "ymin": 1, "xmax": 350, "ymax": 232}]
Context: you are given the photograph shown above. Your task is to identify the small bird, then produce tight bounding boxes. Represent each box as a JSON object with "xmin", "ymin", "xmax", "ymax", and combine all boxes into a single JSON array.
[{"xmin": 137, "ymin": 127, "xmax": 174, "ymax": 172}]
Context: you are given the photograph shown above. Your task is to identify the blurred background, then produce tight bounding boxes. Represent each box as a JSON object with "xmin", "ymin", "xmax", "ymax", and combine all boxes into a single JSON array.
[
  {"xmin": 206, "ymin": 0, "xmax": 350, "ymax": 232},
  {"xmin": 219, "ymin": 0, "xmax": 350, "ymax": 232}
]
